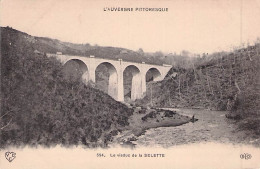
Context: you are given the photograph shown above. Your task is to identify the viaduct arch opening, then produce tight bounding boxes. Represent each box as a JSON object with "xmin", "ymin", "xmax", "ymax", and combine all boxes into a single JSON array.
[
  {"xmin": 123, "ymin": 65, "xmax": 142, "ymax": 101},
  {"xmin": 146, "ymin": 68, "xmax": 162, "ymax": 82},
  {"xmin": 145, "ymin": 68, "xmax": 162, "ymax": 105},
  {"xmin": 63, "ymin": 59, "xmax": 89, "ymax": 84},
  {"xmin": 95, "ymin": 62, "xmax": 118, "ymax": 100}
]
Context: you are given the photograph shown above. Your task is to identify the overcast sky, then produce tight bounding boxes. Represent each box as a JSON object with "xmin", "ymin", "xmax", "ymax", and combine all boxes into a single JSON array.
[{"xmin": 1, "ymin": 0, "xmax": 260, "ymax": 54}]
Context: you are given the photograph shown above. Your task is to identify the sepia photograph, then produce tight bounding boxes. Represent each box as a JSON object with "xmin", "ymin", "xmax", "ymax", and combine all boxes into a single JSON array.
[{"xmin": 0, "ymin": 0, "xmax": 260, "ymax": 168}]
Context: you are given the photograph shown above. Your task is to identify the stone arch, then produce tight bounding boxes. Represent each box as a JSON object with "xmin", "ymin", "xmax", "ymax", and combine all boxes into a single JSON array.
[
  {"xmin": 146, "ymin": 67, "xmax": 162, "ymax": 82},
  {"xmin": 63, "ymin": 59, "xmax": 89, "ymax": 84},
  {"xmin": 95, "ymin": 62, "xmax": 118, "ymax": 100},
  {"xmin": 123, "ymin": 65, "xmax": 142, "ymax": 101}
]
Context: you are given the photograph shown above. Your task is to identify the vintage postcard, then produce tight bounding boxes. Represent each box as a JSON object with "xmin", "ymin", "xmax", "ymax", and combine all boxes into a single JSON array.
[{"xmin": 0, "ymin": 0, "xmax": 260, "ymax": 168}]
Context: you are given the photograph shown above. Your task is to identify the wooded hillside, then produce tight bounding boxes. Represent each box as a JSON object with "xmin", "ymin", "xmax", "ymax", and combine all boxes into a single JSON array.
[
  {"xmin": 0, "ymin": 27, "xmax": 134, "ymax": 148},
  {"xmin": 137, "ymin": 43, "xmax": 260, "ymax": 134}
]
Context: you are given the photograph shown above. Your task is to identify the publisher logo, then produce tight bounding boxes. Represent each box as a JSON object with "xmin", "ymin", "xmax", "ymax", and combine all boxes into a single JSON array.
[{"xmin": 240, "ymin": 153, "xmax": 252, "ymax": 160}]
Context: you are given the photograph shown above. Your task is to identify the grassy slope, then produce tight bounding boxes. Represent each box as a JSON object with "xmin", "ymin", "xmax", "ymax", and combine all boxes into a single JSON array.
[{"xmin": 0, "ymin": 27, "xmax": 134, "ymax": 148}]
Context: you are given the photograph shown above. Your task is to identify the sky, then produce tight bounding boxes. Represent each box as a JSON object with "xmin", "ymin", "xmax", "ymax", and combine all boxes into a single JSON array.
[{"xmin": 1, "ymin": 0, "xmax": 260, "ymax": 54}]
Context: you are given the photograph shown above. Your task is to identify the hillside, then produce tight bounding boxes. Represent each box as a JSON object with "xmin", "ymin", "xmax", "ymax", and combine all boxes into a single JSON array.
[
  {"xmin": 137, "ymin": 43, "xmax": 260, "ymax": 134},
  {"xmin": 0, "ymin": 27, "xmax": 134, "ymax": 148},
  {"xmin": 1, "ymin": 26, "xmax": 167, "ymax": 65}
]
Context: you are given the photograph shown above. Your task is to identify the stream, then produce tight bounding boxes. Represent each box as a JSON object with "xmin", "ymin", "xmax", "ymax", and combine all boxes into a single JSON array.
[{"xmin": 129, "ymin": 108, "xmax": 259, "ymax": 148}]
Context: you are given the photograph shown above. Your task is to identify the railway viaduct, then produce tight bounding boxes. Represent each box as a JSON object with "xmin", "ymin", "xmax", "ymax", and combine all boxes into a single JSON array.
[{"xmin": 47, "ymin": 53, "xmax": 172, "ymax": 102}]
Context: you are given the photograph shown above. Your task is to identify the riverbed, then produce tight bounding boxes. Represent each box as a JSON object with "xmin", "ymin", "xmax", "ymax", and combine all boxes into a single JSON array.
[{"xmin": 111, "ymin": 108, "xmax": 260, "ymax": 148}]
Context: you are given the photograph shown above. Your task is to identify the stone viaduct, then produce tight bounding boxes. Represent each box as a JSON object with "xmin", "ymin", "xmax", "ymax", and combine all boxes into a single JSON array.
[{"xmin": 47, "ymin": 53, "xmax": 172, "ymax": 102}]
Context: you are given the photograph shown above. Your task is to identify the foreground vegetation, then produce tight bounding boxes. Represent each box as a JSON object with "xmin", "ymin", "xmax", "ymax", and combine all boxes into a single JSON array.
[{"xmin": 0, "ymin": 27, "xmax": 134, "ymax": 148}]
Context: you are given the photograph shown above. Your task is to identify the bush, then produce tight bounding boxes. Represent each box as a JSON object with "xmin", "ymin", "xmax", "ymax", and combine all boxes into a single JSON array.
[
  {"xmin": 231, "ymin": 83, "xmax": 260, "ymax": 134},
  {"xmin": 141, "ymin": 111, "xmax": 157, "ymax": 121}
]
